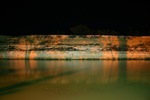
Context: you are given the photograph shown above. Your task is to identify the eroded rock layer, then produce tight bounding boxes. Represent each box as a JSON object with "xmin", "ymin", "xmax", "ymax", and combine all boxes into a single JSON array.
[{"xmin": 0, "ymin": 35, "xmax": 150, "ymax": 60}]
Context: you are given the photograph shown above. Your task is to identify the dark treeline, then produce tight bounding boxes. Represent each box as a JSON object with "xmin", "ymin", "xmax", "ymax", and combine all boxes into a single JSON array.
[{"xmin": 1, "ymin": 25, "xmax": 150, "ymax": 36}]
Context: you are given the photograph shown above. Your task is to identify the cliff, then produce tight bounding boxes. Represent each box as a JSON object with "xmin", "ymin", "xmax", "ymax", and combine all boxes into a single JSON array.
[{"xmin": 0, "ymin": 35, "xmax": 150, "ymax": 60}]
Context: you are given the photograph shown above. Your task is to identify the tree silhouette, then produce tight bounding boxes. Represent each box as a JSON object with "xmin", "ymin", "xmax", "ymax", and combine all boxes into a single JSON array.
[{"xmin": 70, "ymin": 25, "xmax": 90, "ymax": 35}]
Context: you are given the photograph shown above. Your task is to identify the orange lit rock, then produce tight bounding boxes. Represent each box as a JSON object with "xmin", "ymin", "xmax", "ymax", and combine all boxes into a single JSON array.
[{"xmin": 0, "ymin": 35, "xmax": 150, "ymax": 60}]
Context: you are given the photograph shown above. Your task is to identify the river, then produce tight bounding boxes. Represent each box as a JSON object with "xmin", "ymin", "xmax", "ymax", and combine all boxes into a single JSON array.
[{"xmin": 0, "ymin": 60, "xmax": 150, "ymax": 100}]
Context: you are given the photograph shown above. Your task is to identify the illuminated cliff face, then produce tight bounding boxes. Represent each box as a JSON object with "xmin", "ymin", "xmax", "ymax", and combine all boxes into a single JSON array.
[{"xmin": 0, "ymin": 35, "xmax": 150, "ymax": 59}]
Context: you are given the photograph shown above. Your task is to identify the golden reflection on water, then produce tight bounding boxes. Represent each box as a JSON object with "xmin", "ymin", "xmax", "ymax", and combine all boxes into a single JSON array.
[
  {"xmin": 127, "ymin": 61, "xmax": 150, "ymax": 82},
  {"xmin": 101, "ymin": 61, "xmax": 118, "ymax": 84},
  {"xmin": 0, "ymin": 60, "xmax": 150, "ymax": 86},
  {"xmin": 0, "ymin": 60, "xmax": 150, "ymax": 100}
]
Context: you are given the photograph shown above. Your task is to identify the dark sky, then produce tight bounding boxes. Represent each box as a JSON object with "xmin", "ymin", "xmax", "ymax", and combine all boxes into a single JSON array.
[{"xmin": 0, "ymin": 1, "xmax": 150, "ymax": 36}]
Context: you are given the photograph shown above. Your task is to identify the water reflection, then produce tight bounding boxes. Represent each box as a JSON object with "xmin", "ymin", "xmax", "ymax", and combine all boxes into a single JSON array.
[
  {"xmin": 127, "ymin": 61, "xmax": 150, "ymax": 83},
  {"xmin": 0, "ymin": 60, "xmax": 150, "ymax": 100},
  {"xmin": 0, "ymin": 60, "xmax": 149, "ymax": 86},
  {"xmin": 101, "ymin": 61, "xmax": 118, "ymax": 84}
]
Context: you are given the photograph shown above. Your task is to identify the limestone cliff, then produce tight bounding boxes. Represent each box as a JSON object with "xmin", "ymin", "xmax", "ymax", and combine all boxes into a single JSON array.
[{"xmin": 0, "ymin": 35, "xmax": 150, "ymax": 60}]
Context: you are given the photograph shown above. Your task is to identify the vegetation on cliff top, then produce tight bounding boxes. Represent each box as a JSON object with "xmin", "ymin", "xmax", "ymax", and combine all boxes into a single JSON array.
[{"xmin": 1, "ymin": 25, "xmax": 149, "ymax": 36}]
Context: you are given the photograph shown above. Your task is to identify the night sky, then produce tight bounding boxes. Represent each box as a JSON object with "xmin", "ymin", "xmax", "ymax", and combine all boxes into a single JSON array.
[{"xmin": 0, "ymin": 1, "xmax": 150, "ymax": 36}]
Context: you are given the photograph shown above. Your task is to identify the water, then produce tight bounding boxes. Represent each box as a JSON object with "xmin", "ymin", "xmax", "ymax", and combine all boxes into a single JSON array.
[{"xmin": 0, "ymin": 60, "xmax": 150, "ymax": 100}]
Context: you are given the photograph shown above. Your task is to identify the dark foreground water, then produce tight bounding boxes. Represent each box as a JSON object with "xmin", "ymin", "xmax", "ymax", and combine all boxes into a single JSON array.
[{"xmin": 0, "ymin": 60, "xmax": 150, "ymax": 100}]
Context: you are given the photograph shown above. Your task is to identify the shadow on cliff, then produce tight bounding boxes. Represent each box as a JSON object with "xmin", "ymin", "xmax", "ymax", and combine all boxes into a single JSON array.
[{"xmin": 118, "ymin": 36, "xmax": 127, "ymax": 82}]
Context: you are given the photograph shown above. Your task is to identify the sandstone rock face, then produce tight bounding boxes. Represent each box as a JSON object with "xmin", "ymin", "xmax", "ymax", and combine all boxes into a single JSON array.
[{"xmin": 0, "ymin": 35, "xmax": 150, "ymax": 60}]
